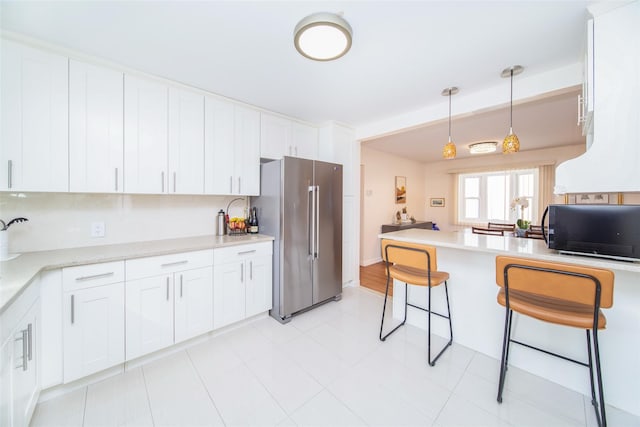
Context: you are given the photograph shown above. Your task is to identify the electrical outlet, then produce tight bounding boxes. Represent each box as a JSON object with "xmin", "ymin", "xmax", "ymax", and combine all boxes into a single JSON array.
[{"xmin": 90, "ymin": 221, "xmax": 105, "ymax": 238}]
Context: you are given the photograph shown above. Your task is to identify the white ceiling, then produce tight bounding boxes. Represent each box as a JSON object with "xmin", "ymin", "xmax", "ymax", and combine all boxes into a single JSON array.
[{"xmin": 1, "ymin": 0, "xmax": 599, "ymax": 161}]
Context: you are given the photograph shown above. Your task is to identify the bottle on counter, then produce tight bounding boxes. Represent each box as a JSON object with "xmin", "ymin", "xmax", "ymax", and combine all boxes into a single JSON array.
[{"xmin": 249, "ymin": 207, "xmax": 259, "ymax": 234}]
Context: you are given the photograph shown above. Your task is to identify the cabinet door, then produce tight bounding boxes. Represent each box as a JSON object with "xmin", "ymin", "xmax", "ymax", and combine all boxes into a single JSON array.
[
  {"xmin": 124, "ymin": 75, "xmax": 168, "ymax": 194},
  {"xmin": 125, "ymin": 275, "xmax": 174, "ymax": 360},
  {"xmin": 259, "ymin": 113, "xmax": 291, "ymax": 160},
  {"xmin": 174, "ymin": 267, "xmax": 214, "ymax": 343},
  {"xmin": 204, "ymin": 97, "xmax": 235, "ymax": 195},
  {"xmin": 0, "ymin": 40, "xmax": 68, "ymax": 192},
  {"xmin": 11, "ymin": 301, "xmax": 39, "ymax": 427},
  {"xmin": 0, "ymin": 338, "xmax": 11, "ymax": 427},
  {"xmin": 291, "ymin": 122, "xmax": 318, "ymax": 160},
  {"xmin": 63, "ymin": 283, "xmax": 125, "ymax": 383},
  {"xmin": 235, "ymin": 106, "xmax": 261, "ymax": 195},
  {"xmin": 245, "ymin": 255, "xmax": 273, "ymax": 318},
  {"xmin": 213, "ymin": 261, "xmax": 245, "ymax": 329},
  {"xmin": 168, "ymin": 88, "xmax": 205, "ymax": 194},
  {"xmin": 69, "ymin": 60, "xmax": 124, "ymax": 193}
]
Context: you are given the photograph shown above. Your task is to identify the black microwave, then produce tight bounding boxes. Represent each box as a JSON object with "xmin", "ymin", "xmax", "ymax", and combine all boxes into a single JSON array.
[{"xmin": 545, "ymin": 204, "xmax": 640, "ymax": 261}]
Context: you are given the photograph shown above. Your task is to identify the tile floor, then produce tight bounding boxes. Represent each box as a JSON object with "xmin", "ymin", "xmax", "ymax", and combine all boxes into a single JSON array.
[{"xmin": 31, "ymin": 286, "xmax": 639, "ymax": 427}]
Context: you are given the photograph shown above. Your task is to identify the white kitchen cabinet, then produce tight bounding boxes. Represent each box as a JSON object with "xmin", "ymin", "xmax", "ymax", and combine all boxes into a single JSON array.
[
  {"xmin": 204, "ymin": 98, "xmax": 260, "ymax": 195},
  {"xmin": 0, "ymin": 39, "xmax": 68, "ymax": 192},
  {"xmin": 69, "ymin": 60, "xmax": 124, "ymax": 193},
  {"xmin": 125, "ymin": 274, "xmax": 174, "ymax": 360},
  {"xmin": 1, "ymin": 280, "xmax": 40, "ymax": 427},
  {"xmin": 174, "ymin": 266, "xmax": 214, "ymax": 343},
  {"xmin": 62, "ymin": 261, "xmax": 125, "ymax": 383},
  {"xmin": 125, "ymin": 250, "xmax": 213, "ymax": 360},
  {"xmin": 124, "ymin": 75, "xmax": 169, "ymax": 194},
  {"xmin": 260, "ymin": 113, "xmax": 318, "ymax": 160},
  {"xmin": 168, "ymin": 88, "xmax": 205, "ymax": 194},
  {"xmin": 213, "ymin": 242, "xmax": 272, "ymax": 329}
]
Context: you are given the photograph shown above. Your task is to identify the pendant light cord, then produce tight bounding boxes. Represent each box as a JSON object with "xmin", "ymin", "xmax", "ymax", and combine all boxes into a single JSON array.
[
  {"xmin": 509, "ymin": 69, "xmax": 514, "ymax": 131},
  {"xmin": 448, "ymin": 89, "xmax": 452, "ymax": 142}
]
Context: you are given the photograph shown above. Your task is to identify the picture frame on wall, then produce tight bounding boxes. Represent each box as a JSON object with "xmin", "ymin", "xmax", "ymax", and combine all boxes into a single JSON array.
[
  {"xmin": 395, "ymin": 176, "xmax": 406, "ymax": 204},
  {"xmin": 430, "ymin": 198, "xmax": 445, "ymax": 207}
]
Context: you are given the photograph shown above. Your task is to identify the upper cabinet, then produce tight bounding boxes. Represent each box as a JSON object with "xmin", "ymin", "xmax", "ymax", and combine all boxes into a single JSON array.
[
  {"xmin": 69, "ymin": 60, "xmax": 124, "ymax": 193},
  {"xmin": 555, "ymin": 1, "xmax": 640, "ymax": 194},
  {"xmin": 204, "ymin": 97, "xmax": 260, "ymax": 195},
  {"xmin": 124, "ymin": 75, "xmax": 169, "ymax": 194},
  {"xmin": 260, "ymin": 113, "xmax": 318, "ymax": 160},
  {"xmin": 0, "ymin": 39, "xmax": 68, "ymax": 192},
  {"xmin": 168, "ymin": 88, "xmax": 205, "ymax": 194}
]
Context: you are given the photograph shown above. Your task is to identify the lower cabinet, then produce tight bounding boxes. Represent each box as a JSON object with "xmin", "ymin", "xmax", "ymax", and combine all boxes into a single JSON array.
[
  {"xmin": 125, "ymin": 250, "xmax": 214, "ymax": 361},
  {"xmin": 1, "ymin": 278, "xmax": 40, "ymax": 427},
  {"xmin": 213, "ymin": 242, "xmax": 272, "ymax": 329},
  {"xmin": 62, "ymin": 262, "xmax": 125, "ymax": 383}
]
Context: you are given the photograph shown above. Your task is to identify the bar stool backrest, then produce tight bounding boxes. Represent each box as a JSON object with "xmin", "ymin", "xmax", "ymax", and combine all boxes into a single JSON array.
[
  {"xmin": 381, "ymin": 239, "xmax": 438, "ymax": 272},
  {"xmin": 488, "ymin": 222, "xmax": 516, "ymax": 231},
  {"xmin": 495, "ymin": 256, "xmax": 614, "ymax": 309}
]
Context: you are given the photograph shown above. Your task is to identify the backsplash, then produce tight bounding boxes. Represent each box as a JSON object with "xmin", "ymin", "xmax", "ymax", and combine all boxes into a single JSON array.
[{"xmin": 0, "ymin": 192, "xmax": 249, "ymax": 253}]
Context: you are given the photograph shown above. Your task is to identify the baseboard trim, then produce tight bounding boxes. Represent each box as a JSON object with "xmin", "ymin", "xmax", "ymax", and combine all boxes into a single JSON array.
[{"xmin": 361, "ymin": 257, "xmax": 382, "ymax": 267}]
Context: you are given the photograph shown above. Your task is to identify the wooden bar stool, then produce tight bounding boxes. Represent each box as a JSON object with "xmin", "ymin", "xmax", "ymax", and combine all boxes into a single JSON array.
[
  {"xmin": 472, "ymin": 226, "xmax": 504, "ymax": 236},
  {"xmin": 379, "ymin": 239, "xmax": 453, "ymax": 366},
  {"xmin": 495, "ymin": 256, "xmax": 614, "ymax": 427},
  {"xmin": 488, "ymin": 222, "xmax": 516, "ymax": 232}
]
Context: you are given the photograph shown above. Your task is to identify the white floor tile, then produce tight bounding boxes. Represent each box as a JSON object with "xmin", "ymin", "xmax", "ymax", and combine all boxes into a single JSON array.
[
  {"xmin": 307, "ymin": 322, "xmax": 381, "ymax": 366},
  {"xmin": 187, "ymin": 334, "xmax": 244, "ymax": 381},
  {"xmin": 30, "ymin": 387, "xmax": 86, "ymax": 427},
  {"xmin": 435, "ymin": 393, "xmax": 512, "ymax": 427},
  {"xmin": 143, "ymin": 351, "xmax": 224, "ymax": 426},
  {"xmin": 289, "ymin": 389, "xmax": 367, "ymax": 427},
  {"xmin": 201, "ymin": 363, "xmax": 288, "ymax": 427},
  {"xmin": 252, "ymin": 316, "xmax": 304, "ymax": 344},
  {"xmin": 584, "ymin": 396, "xmax": 640, "ymax": 427},
  {"xmin": 83, "ymin": 367, "xmax": 153, "ymax": 427},
  {"xmin": 246, "ymin": 349, "xmax": 323, "ymax": 414}
]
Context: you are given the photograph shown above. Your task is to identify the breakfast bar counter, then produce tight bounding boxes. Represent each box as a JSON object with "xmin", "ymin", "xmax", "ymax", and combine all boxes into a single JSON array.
[{"xmin": 378, "ymin": 229, "xmax": 640, "ymax": 416}]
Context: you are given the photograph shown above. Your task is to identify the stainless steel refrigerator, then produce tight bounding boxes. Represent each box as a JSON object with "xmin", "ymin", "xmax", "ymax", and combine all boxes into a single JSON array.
[{"xmin": 252, "ymin": 157, "xmax": 342, "ymax": 323}]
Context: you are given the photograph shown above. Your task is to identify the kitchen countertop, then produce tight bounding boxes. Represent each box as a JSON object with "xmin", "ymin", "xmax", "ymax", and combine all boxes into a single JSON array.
[
  {"xmin": 378, "ymin": 228, "xmax": 640, "ymax": 273},
  {"xmin": 0, "ymin": 234, "xmax": 274, "ymax": 315}
]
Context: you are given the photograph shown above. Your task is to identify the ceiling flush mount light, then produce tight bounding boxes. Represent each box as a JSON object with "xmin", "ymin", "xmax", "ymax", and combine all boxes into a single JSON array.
[
  {"xmin": 442, "ymin": 87, "xmax": 459, "ymax": 160},
  {"xmin": 294, "ymin": 12, "xmax": 353, "ymax": 61},
  {"xmin": 469, "ymin": 141, "xmax": 498, "ymax": 154},
  {"xmin": 501, "ymin": 65, "xmax": 524, "ymax": 154}
]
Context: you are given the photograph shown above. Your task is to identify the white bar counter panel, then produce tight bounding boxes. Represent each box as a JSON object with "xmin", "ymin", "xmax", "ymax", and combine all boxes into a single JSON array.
[{"xmin": 378, "ymin": 229, "xmax": 640, "ymax": 416}]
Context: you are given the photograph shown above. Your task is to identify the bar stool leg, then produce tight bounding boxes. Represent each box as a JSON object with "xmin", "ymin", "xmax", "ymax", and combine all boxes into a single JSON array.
[
  {"xmin": 497, "ymin": 307, "xmax": 513, "ymax": 403},
  {"xmin": 379, "ymin": 272, "xmax": 408, "ymax": 341},
  {"xmin": 427, "ymin": 280, "xmax": 453, "ymax": 366},
  {"xmin": 592, "ymin": 328, "xmax": 607, "ymax": 427}
]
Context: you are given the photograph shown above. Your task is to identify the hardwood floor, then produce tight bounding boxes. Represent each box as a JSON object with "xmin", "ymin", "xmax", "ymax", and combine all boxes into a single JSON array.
[{"xmin": 359, "ymin": 261, "xmax": 392, "ymax": 296}]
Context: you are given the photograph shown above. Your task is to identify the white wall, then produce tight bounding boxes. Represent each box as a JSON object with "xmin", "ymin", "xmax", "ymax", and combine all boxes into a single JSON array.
[
  {"xmin": 0, "ymin": 193, "xmax": 249, "ymax": 253},
  {"xmin": 360, "ymin": 146, "xmax": 426, "ymax": 265}
]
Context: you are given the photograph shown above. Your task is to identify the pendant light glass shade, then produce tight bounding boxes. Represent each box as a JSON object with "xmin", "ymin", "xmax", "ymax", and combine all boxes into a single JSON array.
[
  {"xmin": 501, "ymin": 65, "xmax": 523, "ymax": 154},
  {"xmin": 442, "ymin": 87, "xmax": 459, "ymax": 160}
]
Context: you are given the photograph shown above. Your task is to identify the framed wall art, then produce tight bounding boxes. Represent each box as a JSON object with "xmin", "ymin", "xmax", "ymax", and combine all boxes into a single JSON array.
[
  {"xmin": 395, "ymin": 176, "xmax": 406, "ymax": 204},
  {"xmin": 430, "ymin": 198, "xmax": 445, "ymax": 207}
]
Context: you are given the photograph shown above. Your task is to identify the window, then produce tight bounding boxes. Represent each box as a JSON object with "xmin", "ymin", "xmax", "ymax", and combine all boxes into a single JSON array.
[{"xmin": 457, "ymin": 168, "xmax": 538, "ymax": 224}]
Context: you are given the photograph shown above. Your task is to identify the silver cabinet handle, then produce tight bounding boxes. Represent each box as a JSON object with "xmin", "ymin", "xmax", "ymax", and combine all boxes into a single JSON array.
[
  {"xmin": 315, "ymin": 185, "xmax": 320, "ymax": 258},
  {"xmin": 161, "ymin": 260, "xmax": 188, "ymax": 268},
  {"xmin": 238, "ymin": 177, "xmax": 241, "ymax": 193},
  {"xmin": 75, "ymin": 272, "xmax": 114, "ymax": 281},
  {"xmin": 229, "ymin": 176, "xmax": 233, "ymax": 193},
  {"xmin": 173, "ymin": 172, "xmax": 176, "ymax": 193},
  {"xmin": 161, "ymin": 171, "xmax": 165, "ymax": 193},
  {"xmin": 166, "ymin": 277, "xmax": 170, "ymax": 301},
  {"xmin": 250, "ymin": 261, "xmax": 253, "ymax": 280},
  {"xmin": 15, "ymin": 329, "xmax": 27, "ymax": 370},
  {"xmin": 115, "ymin": 168, "xmax": 118, "ymax": 191},
  {"xmin": 237, "ymin": 250, "xmax": 256, "ymax": 255},
  {"xmin": 240, "ymin": 265, "xmax": 243, "ymax": 283},
  {"xmin": 7, "ymin": 160, "xmax": 13, "ymax": 189},
  {"xmin": 71, "ymin": 294, "xmax": 75, "ymax": 324},
  {"xmin": 27, "ymin": 323, "xmax": 33, "ymax": 361},
  {"xmin": 180, "ymin": 274, "xmax": 183, "ymax": 298}
]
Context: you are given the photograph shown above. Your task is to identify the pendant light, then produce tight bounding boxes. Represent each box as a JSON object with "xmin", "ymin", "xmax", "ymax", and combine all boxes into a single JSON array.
[
  {"xmin": 442, "ymin": 87, "xmax": 459, "ymax": 159},
  {"xmin": 501, "ymin": 65, "xmax": 523, "ymax": 154}
]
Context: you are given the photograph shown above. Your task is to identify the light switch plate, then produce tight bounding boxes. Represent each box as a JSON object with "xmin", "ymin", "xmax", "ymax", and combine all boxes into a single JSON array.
[{"xmin": 90, "ymin": 221, "xmax": 105, "ymax": 238}]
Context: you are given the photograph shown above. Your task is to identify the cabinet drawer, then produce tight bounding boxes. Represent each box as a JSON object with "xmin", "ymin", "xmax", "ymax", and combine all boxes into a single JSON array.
[
  {"xmin": 125, "ymin": 249, "xmax": 213, "ymax": 281},
  {"xmin": 62, "ymin": 261, "xmax": 125, "ymax": 292},
  {"xmin": 214, "ymin": 241, "xmax": 272, "ymax": 265}
]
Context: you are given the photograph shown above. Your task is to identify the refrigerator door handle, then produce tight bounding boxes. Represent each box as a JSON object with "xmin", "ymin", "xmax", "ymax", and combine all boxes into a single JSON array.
[
  {"xmin": 315, "ymin": 185, "xmax": 320, "ymax": 258},
  {"xmin": 308, "ymin": 185, "xmax": 315, "ymax": 256}
]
